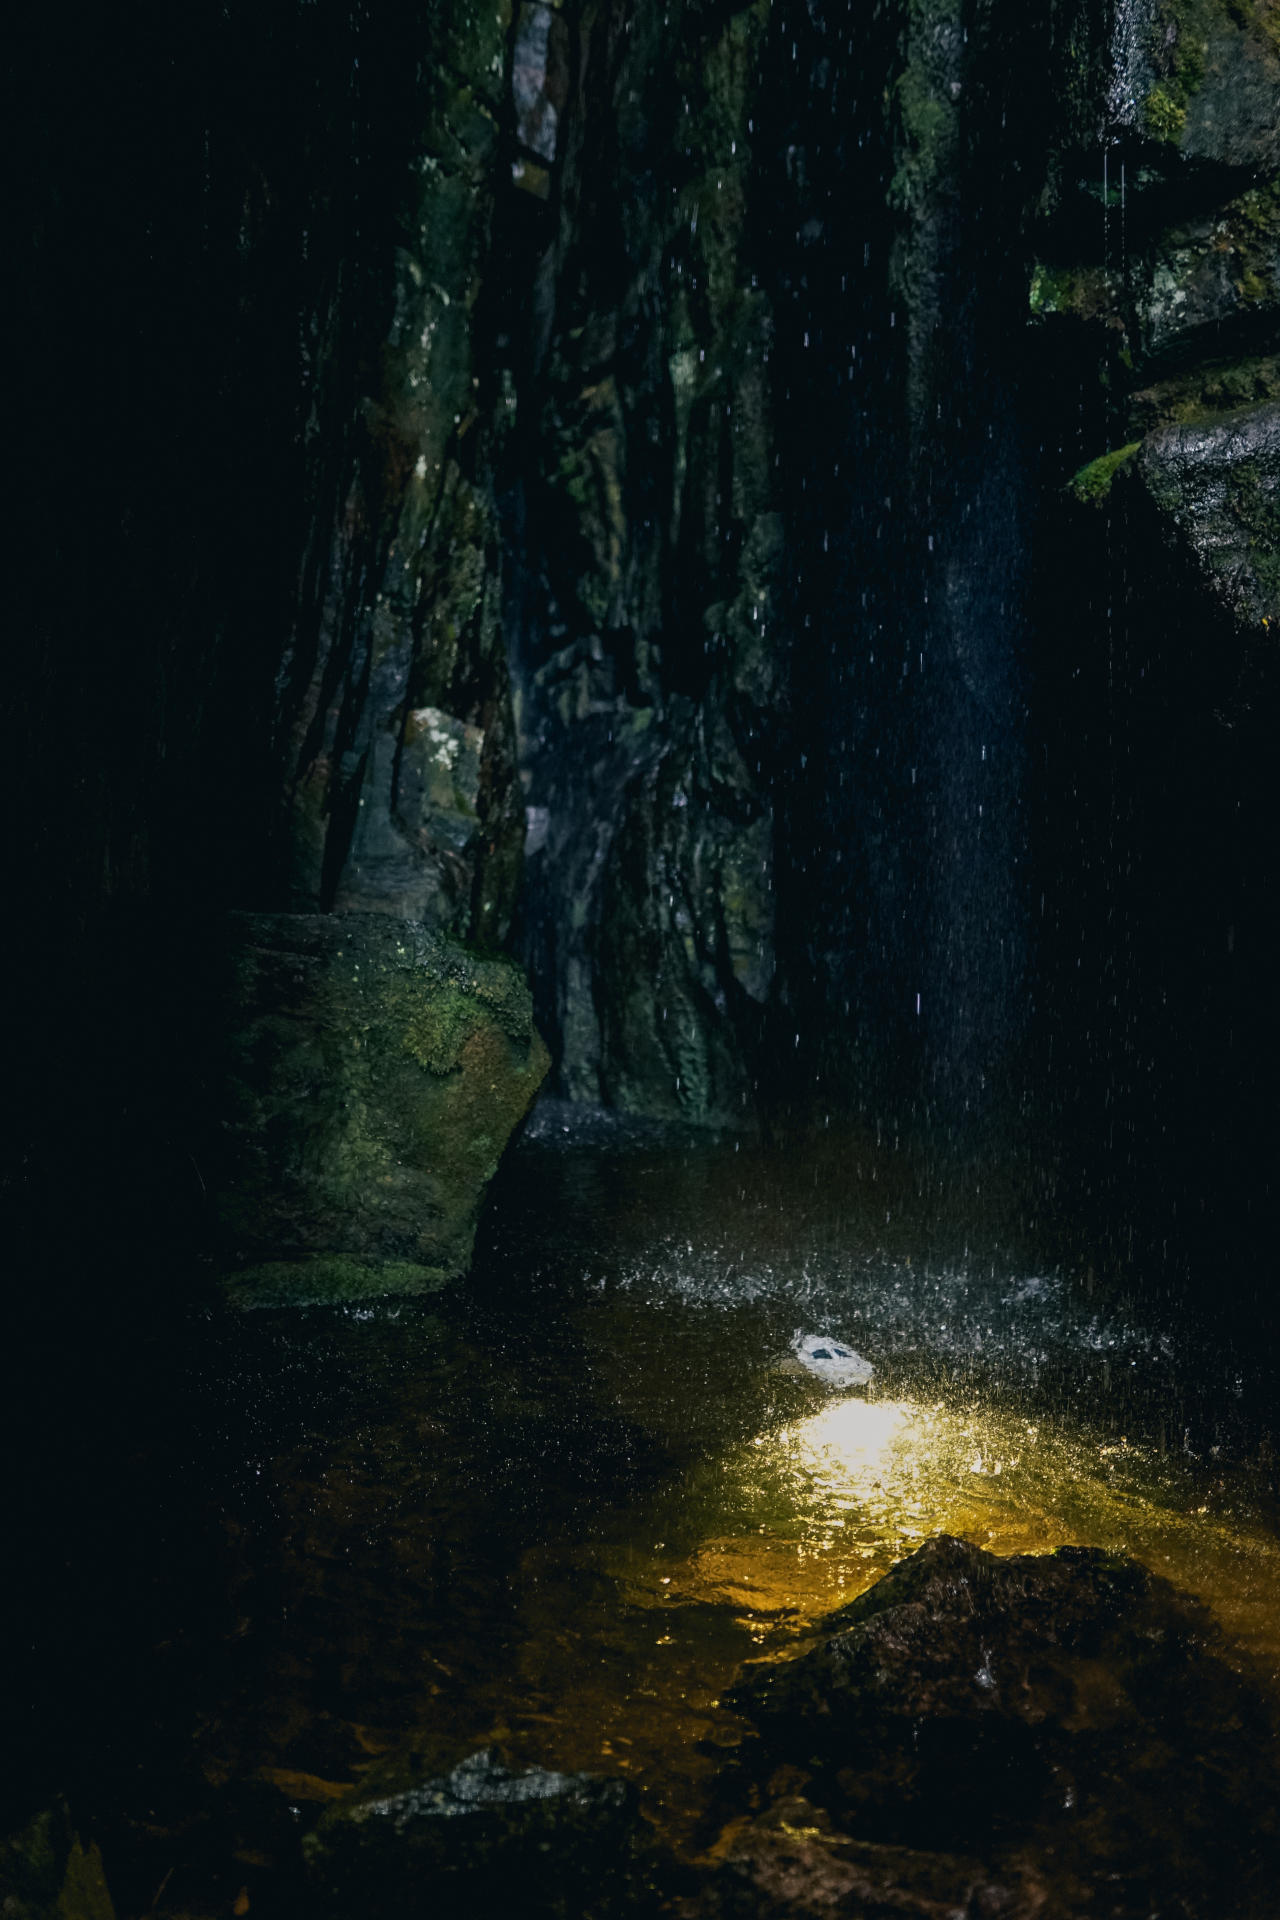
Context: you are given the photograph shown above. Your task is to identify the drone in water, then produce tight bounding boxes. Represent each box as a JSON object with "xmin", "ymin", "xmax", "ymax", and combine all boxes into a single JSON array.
[{"xmin": 789, "ymin": 1331, "xmax": 875, "ymax": 1389}]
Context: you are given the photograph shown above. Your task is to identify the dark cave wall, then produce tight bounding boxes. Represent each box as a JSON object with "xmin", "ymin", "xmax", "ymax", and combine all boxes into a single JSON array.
[
  {"xmin": 764, "ymin": 0, "xmax": 1049, "ymax": 1137},
  {"xmin": 498, "ymin": 0, "xmax": 783, "ymax": 1124},
  {"xmin": 274, "ymin": 0, "xmax": 525, "ymax": 947},
  {"xmin": 9, "ymin": 0, "xmax": 1280, "ymax": 1271},
  {"xmin": 11, "ymin": 0, "xmax": 533, "ymax": 1278},
  {"xmin": 763, "ymin": 0, "xmax": 1280, "ymax": 1205},
  {"xmin": 1023, "ymin": 0, "xmax": 1280, "ymax": 1244}
]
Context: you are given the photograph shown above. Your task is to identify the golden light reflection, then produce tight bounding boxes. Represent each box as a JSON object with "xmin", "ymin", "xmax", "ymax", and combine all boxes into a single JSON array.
[
  {"xmin": 734, "ymin": 1391, "xmax": 1280, "ymax": 1671},
  {"xmin": 758, "ymin": 1393, "xmax": 959, "ymax": 1560},
  {"xmin": 506, "ymin": 1390, "xmax": 1280, "ymax": 1853},
  {"xmin": 775, "ymin": 1393, "xmax": 1031, "ymax": 1523},
  {"xmin": 786, "ymin": 1395, "xmax": 915, "ymax": 1487}
]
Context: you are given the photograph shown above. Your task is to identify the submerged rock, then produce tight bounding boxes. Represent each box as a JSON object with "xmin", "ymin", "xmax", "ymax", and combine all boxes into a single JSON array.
[
  {"xmin": 303, "ymin": 1746, "xmax": 656, "ymax": 1919},
  {"xmin": 215, "ymin": 913, "xmax": 549, "ymax": 1302},
  {"xmin": 722, "ymin": 1534, "xmax": 1280, "ymax": 1916},
  {"xmin": 677, "ymin": 1809, "xmax": 1008, "ymax": 1920}
]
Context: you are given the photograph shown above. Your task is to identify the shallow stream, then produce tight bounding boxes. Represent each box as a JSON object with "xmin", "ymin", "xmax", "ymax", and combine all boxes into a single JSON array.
[{"xmin": 64, "ymin": 1120, "xmax": 1280, "ymax": 1915}]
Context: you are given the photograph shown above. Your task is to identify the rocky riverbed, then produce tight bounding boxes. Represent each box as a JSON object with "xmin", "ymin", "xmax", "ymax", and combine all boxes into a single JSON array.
[{"xmin": 7, "ymin": 1124, "xmax": 1278, "ymax": 1918}]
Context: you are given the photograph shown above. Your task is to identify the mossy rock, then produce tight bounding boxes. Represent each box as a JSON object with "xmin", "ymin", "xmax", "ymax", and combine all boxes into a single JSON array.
[
  {"xmin": 0, "ymin": 1804, "xmax": 115, "ymax": 1920},
  {"xmin": 1029, "ymin": 262, "xmax": 1120, "ymax": 326},
  {"xmin": 1059, "ymin": 0, "xmax": 1279, "ymax": 171},
  {"xmin": 215, "ymin": 914, "xmax": 549, "ymax": 1302},
  {"xmin": 1129, "ymin": 352, "xmax": 1280, "ymax": 435},
  {"xmin": 1145, "ymin": 0, "xmax": 1280, "ymax": 169},
  {"xmin": 221, "ymin": 1256, "xmax": 452, "ymax": 1311},
  {"xmin": 1135, "ymin": 182, "xmax": 1280, "ymax": 364},
  {"xmin": 1068, "ymin": 442, "xmax": 1142, "ymax": 506}
]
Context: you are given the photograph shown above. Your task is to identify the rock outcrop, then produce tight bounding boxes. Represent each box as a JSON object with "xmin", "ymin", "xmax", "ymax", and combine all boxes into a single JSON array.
[
  {"xmin": 303, "ymin": 1747, "xmax": 656, "ymax": 1919},
  {"xmin": 1028, "ymin": 0, "xmax": 1280, "ymax": 659},
  {"xmin": 500, "ymin": 0, "xmax": 782, "ymax": 1125},
  {"xmin": 705, "ymin": 1534, "xmax": 1280, "ymax": 1918},
  {"xmin": 215, "ymin": 914, "xmax": 548, "ymax": 1303},
  {"xmin": 1136, "ymin": 401, "xmax": 1280, "ymax": 633}
]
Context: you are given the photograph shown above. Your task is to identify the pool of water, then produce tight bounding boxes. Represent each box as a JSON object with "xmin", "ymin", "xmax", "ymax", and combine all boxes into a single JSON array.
[{"xmin": 30, "ymin": 1124, "xmax": 1280, "ymax": 1915}]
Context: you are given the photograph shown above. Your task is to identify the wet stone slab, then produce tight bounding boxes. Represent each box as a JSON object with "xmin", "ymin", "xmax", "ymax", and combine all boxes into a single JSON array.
[{"xmin": 304, "ymin": 1746, "xmax": 659, "ymax": 1920}]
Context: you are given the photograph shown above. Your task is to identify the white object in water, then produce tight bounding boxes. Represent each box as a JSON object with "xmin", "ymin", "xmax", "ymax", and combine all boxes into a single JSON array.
[{"xmin": 791, "ymin": 1331, "xmax": 874, "ymax": 1388}]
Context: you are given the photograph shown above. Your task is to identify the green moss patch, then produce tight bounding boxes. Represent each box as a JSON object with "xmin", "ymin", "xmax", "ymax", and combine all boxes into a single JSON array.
[
  {"xmin": 1144, "ymin": 85, "xmax": 1188, "ymax": 140},
  {"xmin": 224, "ymin": 1256, "xmax": 452, "ymax": 1311},
  {"xmin": 1140, "ymin": 0, "xmax": 1280, "ymax": 147},
  {"xmin": 1029, "ymin": 263, "xmax": 1118, "ymax": 324},
  {"xmin": 216, "ymin": 914, "xmax": 549, "ymax": 1294},
  {"xmin": 1130, "ymin": 354, "xmax": 1280, "ymax": 433},
  {"xmin": 1068, "ymin": 443, "xmax": 1142, "ymax": 505}
]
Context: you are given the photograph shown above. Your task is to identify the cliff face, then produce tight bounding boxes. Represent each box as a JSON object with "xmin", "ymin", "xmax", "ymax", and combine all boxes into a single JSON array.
[
  {"xmin": 273, "ymin": 0, "xmax": 523, "ymax": 947},
  {"xmin": 498, "ymin": 0, "xmax": 781, "ymax": 1126},
  {"xmin": 253, "ymin": 0, "xmax": 785, "ymax": 1128},
  {"xmin": 1022, "ymin": 0, "xmax": 1280, "ymax": 1232},
  {"xmin": 11, "ymin": 0, "xmax": 1280, "ymax": 1280}
]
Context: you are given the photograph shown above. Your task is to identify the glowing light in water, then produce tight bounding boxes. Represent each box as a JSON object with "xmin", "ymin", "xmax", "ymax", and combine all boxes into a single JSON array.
[{"xmin": 788, "ymin": 1395, "xmax": 913, "ymax": 1489}]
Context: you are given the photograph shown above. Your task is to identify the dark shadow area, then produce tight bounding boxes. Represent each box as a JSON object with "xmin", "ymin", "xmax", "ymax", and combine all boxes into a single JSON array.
[{"xmin": 6, "ymin": 0, "xmax": 1280, "ymax": 1910}]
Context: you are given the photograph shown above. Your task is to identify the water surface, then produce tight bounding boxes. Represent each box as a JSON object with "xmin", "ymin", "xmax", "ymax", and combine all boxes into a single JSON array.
[{"xmin": 70, "ymin": 1124, "xmax": 1280, "ymax": 1913}]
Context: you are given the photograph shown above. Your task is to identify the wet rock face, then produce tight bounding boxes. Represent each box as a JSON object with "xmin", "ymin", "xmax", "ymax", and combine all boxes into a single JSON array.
[
  {"xmin": 165, "ymin": 0, "xmax": 784, "ymax": 1132},
  {"xmin": 272, "ymin": 0, "xmax": 523, "ymax": 953},
  {"xmin": 214, "ymin": 914, "xmax": 548, "ymax": 1302},
  {"xmin": 17, "ymin": 0, "xmax": 1280, "ymax": 1276},
  {"xmin": 1136, "ymin": 401, "xmax": 1280, "ymax": 629},
  {"xmin": 1029, "ymin": 2, "xmax": 1280, "ymax": 469},
  {"xmin": 1026, "ymin": 2, "xmax": 1280, "ymax": 589},
  {"xmin": 1073, "ymin": 0, "xmax": 1280, "ymax": 168},
  {"xmin": 304, "ymin": 1747, "xmax": 655, "ymax": 1919},
  {"xmin": 502, "ymin": 0, "xmax": 783, "ymax": 1124},
  {"xmin": 212, "ymin": 0, "xmax": 781, "ymax": 1129},
  {"xmin": 1019, "ymin": 0, "xmax": 1280, "ymax": 1232},
  {"xmin": 717, "ymin": 1535, "xmax": 1280, "ymax": 1917},
  {"xmin": 217, "ymin": 0, "xmax": 1277, "ymax": 1159}
]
